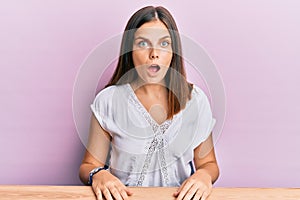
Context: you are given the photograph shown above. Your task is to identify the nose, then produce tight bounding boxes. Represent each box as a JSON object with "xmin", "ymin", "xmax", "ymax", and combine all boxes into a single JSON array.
[{"xmin": 149, "ymin": 48, "xmax": 159, "ymax": 59}]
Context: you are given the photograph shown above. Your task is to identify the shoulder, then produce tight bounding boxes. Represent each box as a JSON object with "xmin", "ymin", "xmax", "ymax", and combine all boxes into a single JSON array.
[
  {"xmin": 94, "ymin": 84, "xmax": 128, "ymax": 101},
  {"xmin": 188, "ymin": 84, "xmax": 213, "ymax": 113},
  {"xmin": 191, "ymin": 84, "xmax": 209, "ymax": 102},
  {"xmin": 91, "ymin": 84, "xmax": 128, "ymax": 118},
  {"xmin": 95, "ymin": 85, "xmax": 117, "ymax": 99},
  {"xmin": 92, "ymin": 85, "xmax": 128, "ymax": 110}
]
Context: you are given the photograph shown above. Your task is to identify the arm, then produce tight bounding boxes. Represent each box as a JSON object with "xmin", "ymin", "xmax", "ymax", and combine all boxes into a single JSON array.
[
  {"xmin": 174, "ymin": 134, "xmax": 219, "ymax": 200},
  {"xmin": 79, "ymin": 114, "xmax": 132, "ymax": 200},
  {"xmin": 193, "ymin": 134, "xmax": 219, "ymax": 184},
  {"xmin": 79, "ymin": 114, "xmax": 111, "ymax": 184}
]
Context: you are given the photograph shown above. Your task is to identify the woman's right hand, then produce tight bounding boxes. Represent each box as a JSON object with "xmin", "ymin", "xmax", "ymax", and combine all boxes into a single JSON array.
[{"xmin": 91, "ymin": 170, "xmax": 133, "ymax": 200}]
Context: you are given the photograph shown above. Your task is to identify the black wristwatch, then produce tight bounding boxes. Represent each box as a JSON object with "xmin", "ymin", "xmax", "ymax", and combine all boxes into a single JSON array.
[{"xmin": 88, "ymin": 165, "xmax": 109, "ymax": 185}]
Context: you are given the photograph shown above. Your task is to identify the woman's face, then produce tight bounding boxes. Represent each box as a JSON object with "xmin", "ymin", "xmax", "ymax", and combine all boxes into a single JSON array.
[{"xmin": 132, "ymin": 20, "xmax": 173, "ymax": 84}]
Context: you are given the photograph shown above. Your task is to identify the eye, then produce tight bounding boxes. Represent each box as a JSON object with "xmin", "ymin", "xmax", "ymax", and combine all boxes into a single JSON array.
[
  {"xmin": 160, "ymin": 40, "xmax": 170, "ymax": 47},
  {"xmin": 138, "ymin": 41, "xmax": 148, "ymax": 48}
]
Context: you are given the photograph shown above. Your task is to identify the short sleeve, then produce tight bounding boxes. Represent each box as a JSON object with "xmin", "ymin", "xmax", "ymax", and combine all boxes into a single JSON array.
[
  {"xmin": 192, "ymin": 85, "xmax": 216, "ymax": 148},
  {"xmin": 90, "ymin": 86, "xmax": 116, "ymax": 136}
]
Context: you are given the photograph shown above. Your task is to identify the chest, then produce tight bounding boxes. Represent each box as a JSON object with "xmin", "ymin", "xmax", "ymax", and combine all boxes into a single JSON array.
[{"xmin": 135, "ymin": 93, "xmax": 169, "ymax": 125}]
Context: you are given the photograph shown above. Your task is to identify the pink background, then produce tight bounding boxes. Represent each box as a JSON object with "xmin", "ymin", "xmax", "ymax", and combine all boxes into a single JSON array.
[{"xmin": 1, "ymin": 1, "xmax": 299, "ymax": 187}]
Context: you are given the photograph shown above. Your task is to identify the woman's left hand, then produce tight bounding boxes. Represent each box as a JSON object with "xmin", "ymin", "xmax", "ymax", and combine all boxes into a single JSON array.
[{"xmin": 173, "ymin": 169, "xmax": 213, "ymax": 200}]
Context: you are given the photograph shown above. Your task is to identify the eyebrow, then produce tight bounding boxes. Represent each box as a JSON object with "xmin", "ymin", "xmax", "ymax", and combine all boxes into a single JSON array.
[{"xmin": 134, "ymin": 35, "xmax": 171, "ymax": 40}]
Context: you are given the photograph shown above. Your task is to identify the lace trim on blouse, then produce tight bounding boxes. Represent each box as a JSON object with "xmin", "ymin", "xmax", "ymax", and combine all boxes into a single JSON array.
[{"xmin": 126, "ymin": 84, "xmax": 171, "ymax": 186}]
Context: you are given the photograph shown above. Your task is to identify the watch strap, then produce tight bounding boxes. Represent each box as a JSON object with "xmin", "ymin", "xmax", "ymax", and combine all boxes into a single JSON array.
[{"xmin": 88, "ymin": 165, "xmax": 109, "ymax": 185}]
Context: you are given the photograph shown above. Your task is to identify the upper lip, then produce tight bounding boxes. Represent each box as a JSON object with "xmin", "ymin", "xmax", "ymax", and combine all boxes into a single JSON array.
[{"xmin": 149, "ymin": 64, "xmax": 160, "ymax": 67}]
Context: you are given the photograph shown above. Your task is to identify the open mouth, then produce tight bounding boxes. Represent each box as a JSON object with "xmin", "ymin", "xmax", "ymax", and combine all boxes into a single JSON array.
[{"xmin": 148, "ymin": 64, "xmax": 161, "ymax": 73}]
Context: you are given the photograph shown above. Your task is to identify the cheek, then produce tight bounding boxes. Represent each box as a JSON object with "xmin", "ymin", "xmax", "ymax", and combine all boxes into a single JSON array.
[
  {"xmin": 132, "ymin": 50, "xmax": 146, "ymax": 67},
  {"xmin": 161, "ymin": 51, "xmax": 173, "ymax": 65}
]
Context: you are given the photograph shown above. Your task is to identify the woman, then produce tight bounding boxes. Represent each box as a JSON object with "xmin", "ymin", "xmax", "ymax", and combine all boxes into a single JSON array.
[{"xmin": 79, "ymin": 6, "xmax": 219, "ymax": 200}]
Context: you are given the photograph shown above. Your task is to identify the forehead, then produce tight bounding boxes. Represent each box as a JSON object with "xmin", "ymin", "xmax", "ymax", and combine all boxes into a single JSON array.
[{"xmin": 134, "ymin": 20, "xmax": 170, "ymax": 39}]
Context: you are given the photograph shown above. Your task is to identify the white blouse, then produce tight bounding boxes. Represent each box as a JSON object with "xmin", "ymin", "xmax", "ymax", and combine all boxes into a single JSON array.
[{"xmin": 91, "ymin": 83, "xmax": 215, "ymax": 187}]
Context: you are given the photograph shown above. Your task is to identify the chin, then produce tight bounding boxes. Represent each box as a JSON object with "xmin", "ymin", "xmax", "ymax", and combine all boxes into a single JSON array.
[{"xmin": 142, "ymin": 77, "xmax": 165, "ymax": 85}]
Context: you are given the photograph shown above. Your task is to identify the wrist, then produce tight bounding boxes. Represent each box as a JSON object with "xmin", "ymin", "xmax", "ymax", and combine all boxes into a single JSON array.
[
  {"xmin": 195, "ymin": 169, "xmax": 212, "ymax": 182},
  {"xmin": 88, "ymin": 165, "xmax": 109, "ymax": 185}
]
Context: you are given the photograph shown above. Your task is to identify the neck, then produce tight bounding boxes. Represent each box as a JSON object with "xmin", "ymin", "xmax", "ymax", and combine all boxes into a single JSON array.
[{"xmin": 132, "ymin": 79, "xmax": 167, "ymax": 96}]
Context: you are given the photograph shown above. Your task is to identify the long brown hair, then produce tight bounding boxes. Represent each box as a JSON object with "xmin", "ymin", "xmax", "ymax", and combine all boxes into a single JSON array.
[{"xmin": 106, "ymin": 6, "xmax": 192, "ymax": 119}]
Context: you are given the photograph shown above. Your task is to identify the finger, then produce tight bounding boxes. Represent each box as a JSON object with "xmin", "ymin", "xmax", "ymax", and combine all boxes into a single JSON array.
[
  {"xmin": 115, "ymin": 182, "xmax": 131, "ymax": 199},
  {"xmin": 95, "ymin": 187, "xmax": 103, "ymax": 200},
  {"xmin": 119, "ymin": 189, "xmax": 129, "ymax": 200},
  {"xmin": 107, "ymin": 184, "xmax": 123, "ymax": 200},
  {"xmin": 116, "ymin": 181, "xmax": 133, "ymax": 197},
  {"xmin": 192, "ymin": 189, "xmax": 204, "ymax": 200},
  {"xmin": 199, "ymin": 191, "xmax": 210, "ymax": 200},
  {"xmin": 173, "ymin": 180, "xmax": 187, "ymax": 197},
  {"xmin": 125, "ymin": 187, "xmax": 133, "ymax": 196},
  {"xmin": 182, "ymin": 184, "xmax": 199, "ymax": 200},
  {"xmin": 176, "ymin": 181, "xmax": 195, "ymax": 200},
  {"xmin": 102, "ymin": 187, "xmax": 114, "ymax": 200},
  {"xmin": 173, "ymin": 190, "xmax": 179, "ymax": 197}
]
